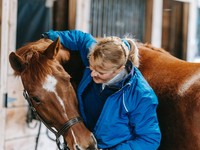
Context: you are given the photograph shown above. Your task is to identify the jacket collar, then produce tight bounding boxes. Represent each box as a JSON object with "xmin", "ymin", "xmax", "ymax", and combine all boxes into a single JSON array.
[{"xmin": 103, "ymin": 61, "xmax": 134, "ymax": 90}]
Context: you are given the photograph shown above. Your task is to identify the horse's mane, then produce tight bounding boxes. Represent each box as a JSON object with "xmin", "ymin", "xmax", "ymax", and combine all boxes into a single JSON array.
[{"xmin": 139, "ymin": 43, "xmax": 171, "ymax": 55}]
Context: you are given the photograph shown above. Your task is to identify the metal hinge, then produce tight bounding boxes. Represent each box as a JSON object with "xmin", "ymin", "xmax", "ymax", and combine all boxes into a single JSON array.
[{"xmin": 3, "ymin": 93, "xmax": 8, "ymax": 108}]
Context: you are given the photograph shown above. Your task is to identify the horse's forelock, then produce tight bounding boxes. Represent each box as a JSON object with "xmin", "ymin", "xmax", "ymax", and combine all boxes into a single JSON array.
[
  {"xmin": 16, "ymin": 42, "xmax": 52, "ymax": 83},
  {"xmin": 16, "ymin": 39, "xmax": 70, "ymax": 85}
]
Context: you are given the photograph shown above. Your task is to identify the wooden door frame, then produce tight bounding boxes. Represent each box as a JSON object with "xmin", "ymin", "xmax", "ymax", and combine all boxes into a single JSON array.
[
  {"xmin": 0, "ymin": 0, "xmax": 17, "ymax": 149},
  {"xmin": 144, "ymin": 0, "xmax": 153, "ymax": 43},
  {"xmin": 146, "ymin": 0, "xmax": 163, "ymax": 47},
  {"xmin": 162, "ymin": 0, "xmax": 189, "ymax": 59},
  {"xmin": 68, "ymin": 0, "xmax": 76, "ymax": 30},
  {"xmin": 53, "ymin": 0, "xmax": 76, "ymax": 30}
]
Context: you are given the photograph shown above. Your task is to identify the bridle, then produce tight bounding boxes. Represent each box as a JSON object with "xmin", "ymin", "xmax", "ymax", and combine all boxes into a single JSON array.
[{"xmin": 23, "ymin": 89, "xmax": 83, "ymax": 150}]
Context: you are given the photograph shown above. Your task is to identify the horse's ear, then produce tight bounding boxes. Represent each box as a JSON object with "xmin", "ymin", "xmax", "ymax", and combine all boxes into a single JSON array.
[
  {"xmin": 9, "ymin": 52, "xmax": 26, "ymax": 73},
  {"xmin": 44, "ymin": 37, "xmax": 60, "ymax": 59}
]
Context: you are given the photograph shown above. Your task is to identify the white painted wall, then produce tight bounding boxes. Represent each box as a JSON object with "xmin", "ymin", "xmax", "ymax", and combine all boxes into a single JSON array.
[
  {"xmin": 75, "ymin": 0, "xmax": 91, "ymax": 32},
  {"xmin": 187, "ymin": 0, "xmax": 199, "ymax": 62},
  {"xmin": 151, "ymin": 0, "xmax": 163, "ymax": 48},
  {"xmin": 0, "ymin": 0, "xmax": 10, "ymax": 109}
]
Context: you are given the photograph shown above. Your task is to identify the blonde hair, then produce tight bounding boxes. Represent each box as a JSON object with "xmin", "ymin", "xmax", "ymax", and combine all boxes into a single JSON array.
[
  {"xmin": 88, "ymin": 36, "xmax": 139, "ymax": 70},
  {"xmin": 124, "ymin": 38, "xmax": 139, "ymax": 67}
]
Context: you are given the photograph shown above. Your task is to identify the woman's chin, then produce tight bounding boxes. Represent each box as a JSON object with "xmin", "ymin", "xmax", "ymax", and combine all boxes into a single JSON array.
[{"xmin": 93, "ymin": 77, "xmax": 103, "ymax": 84}]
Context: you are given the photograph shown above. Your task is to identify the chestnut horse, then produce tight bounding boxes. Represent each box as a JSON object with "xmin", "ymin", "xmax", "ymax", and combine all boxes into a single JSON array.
[
  {"xmin": 9, "ymin": 38, "xmax": 97, "ymax": 150},
  {"xmin": 9, "ymin": 38, "xmax": 200, "ymax": 150},
  {"xmin": 138, "ymin": 44, "xmax": 200, "ymax": 150}
]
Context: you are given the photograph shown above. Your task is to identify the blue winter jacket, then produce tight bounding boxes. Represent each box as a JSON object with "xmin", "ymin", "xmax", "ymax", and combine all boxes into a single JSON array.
[{"xmin": 46, "ymin": 30, "xmax": 161, "ymax": 150}]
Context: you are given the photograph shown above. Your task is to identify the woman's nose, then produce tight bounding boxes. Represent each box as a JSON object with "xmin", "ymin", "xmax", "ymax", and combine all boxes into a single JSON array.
[{"xmin": 91, "ymin": 70, "xmax": 98, "ymax": 77}]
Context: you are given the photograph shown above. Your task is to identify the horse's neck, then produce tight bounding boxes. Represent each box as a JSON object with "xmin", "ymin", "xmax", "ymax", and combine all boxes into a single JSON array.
[
  {"xmin": 57, "ymin": 49, "xmax": 84, "ymax": 91},
  {"xmin": 57, "ymin": 48, "xmax": 70, "ymax": 64}
]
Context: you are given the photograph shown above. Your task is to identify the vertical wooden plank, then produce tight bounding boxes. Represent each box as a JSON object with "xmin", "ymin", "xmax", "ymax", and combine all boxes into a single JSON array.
[
  {"xmin": 162, "ymin": 0, "xmax": 189, "ymax": 59},
  {"xmin": 0, "ymin": 110, "xmax": 6, "ymax": 150},
  {"xmin": 1, "ymin": 0, "xmax": 18, "ymax": 149},
  {"xmin": 75, "ymin": 0, "xmax": 91, "ymax": 32},
  {"xmin": 68, "ymin": 0, "xmax": 76, "ymax": 30},
  {"xmin": 8, "ymin": 0, "xmax": 17, "ymax": 70},
  {"xmin": 0, "ymin": 0, "xmax": 17, "ymax": 107},
  {"xmin": 144, "ymin": 0, "xmax": 153, "ymax": 43},
  {"xmin": 53, "ymin": 0, "xmax": 68, "ymax": 30},
  {"xmin": 186, "ymin": 0, "xmax": 198, "ymax": 61},
  {"xmin": 0, "ymin": 0, "xmax": 2, "ymax": 38},
  {"xmin": 182, "ymin": 3, "xmax": 189, "ymax": 60},
  {"xmin": 151, "ymin": 0, "xmax": 163, "ymax": 47},
  {"xmin": 0, "ymin": 0, "xmax": 9, "ymax": 110},
  {"xmin": 7, "ymin": 0, "xmax": 18, "ymax": 109}
]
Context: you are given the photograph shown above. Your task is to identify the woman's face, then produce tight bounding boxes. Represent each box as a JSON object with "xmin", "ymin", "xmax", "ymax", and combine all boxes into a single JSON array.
[{"xmin": 89, "ymin": 56, "xmax": 124, "ymax": 83}]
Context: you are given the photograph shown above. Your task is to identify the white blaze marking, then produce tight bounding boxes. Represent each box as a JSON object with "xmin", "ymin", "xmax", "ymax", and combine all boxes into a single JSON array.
[
  {"xmin": 43, "ymin": 75, "xmax": 57, "ymax": 92},
  {"xmin": 43, "ymin": 75, "xmax": 78, "ymax": 147},
  {"xmin": 55, "ymin": 92, "xmax": 66, "ymax": 112},
  {"xmin": 71, "ymin": 130, "xmax": 79, "ymax": 149},
  {"xmin": 42, "ymin": 75, "xmax": 66, "ymax": 112}
]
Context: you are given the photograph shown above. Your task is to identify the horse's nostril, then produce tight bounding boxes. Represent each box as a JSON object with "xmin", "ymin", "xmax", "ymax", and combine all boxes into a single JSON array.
[
  {"xmin": 76, "ymin": 145, "xmax": 81, "ymax": 150},
  {"xmin": 87, "ymin": 134, "xmax": 98, "ymax": 150},
  {"xmin": 86, "ymin": 145, "xmax": 98, "ymax": 150}
]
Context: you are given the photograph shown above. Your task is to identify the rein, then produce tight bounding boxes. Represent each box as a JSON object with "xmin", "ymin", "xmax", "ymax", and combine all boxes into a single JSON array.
[{"xmin": 23, "ymin": 89, "xmax": 82, "ymax": 150}]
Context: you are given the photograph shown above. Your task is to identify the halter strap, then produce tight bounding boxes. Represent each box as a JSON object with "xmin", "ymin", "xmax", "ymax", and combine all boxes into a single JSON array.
[
  {"xmin": 56, "ymin": 117, "xmax": 82, "ymax": 139},
  {"xmin": 56, "ymin": 116, "xmax": 82, "ymax": 150},
  {"xmin": 23, "ymin": 89, "xmax": 83, "ymax": 150}
]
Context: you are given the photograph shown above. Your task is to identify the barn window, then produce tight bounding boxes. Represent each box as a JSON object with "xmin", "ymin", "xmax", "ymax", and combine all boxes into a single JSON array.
[{"xmin": 89, "ymin": 0, "xmax": 146, "ymax": 42}]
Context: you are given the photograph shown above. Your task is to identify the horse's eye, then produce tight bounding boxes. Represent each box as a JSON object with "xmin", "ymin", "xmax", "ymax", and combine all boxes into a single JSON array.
[{"xmin": 31, "ymin": 97, "xmax": 41, "ymax": 104}]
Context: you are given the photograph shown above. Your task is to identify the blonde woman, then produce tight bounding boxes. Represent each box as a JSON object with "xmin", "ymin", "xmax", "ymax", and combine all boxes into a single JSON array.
[{"xmin": 45, "ymin": 30, "xmax": 161, "ymax": 150}]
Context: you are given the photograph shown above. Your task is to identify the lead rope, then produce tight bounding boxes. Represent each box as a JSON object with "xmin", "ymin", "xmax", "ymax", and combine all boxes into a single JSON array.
[
  {"xmin": 35, "ymin": 121, "xmax": 42, "ymax": 150},
  {"xmin": 26, "ymin": 105, "xmax": 41, "ymax": 150}
]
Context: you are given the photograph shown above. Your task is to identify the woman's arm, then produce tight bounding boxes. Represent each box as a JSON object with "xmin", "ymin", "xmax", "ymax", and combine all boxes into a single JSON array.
[{"xmin": 44, "ymin": 30, "xmax": 97, "ymax": 66}]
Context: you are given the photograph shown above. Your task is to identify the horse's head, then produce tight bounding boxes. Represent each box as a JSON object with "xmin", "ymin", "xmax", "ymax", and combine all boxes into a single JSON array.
[{"xmin": 9, "ymin": 38, "xmax": 97, "ymax": 150}]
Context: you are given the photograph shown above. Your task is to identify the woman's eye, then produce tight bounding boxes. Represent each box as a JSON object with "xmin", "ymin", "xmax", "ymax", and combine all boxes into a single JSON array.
[
  {"xmin": 98, "ymin": 72, "xmax": 105, "ymax": 75},
  {"xmin": 31, "ymin": 97, "xmax": 41, "ymax": 104}
]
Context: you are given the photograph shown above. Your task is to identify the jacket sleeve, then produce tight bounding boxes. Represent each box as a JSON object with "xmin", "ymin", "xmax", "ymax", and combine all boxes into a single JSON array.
[
  {"xmin": 44, "ymin": 30, "xmax": 97, "ymax": 66},
  {"xmin": 110, "ymin": 91, "xmax": 161, "ymax": 150}
]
